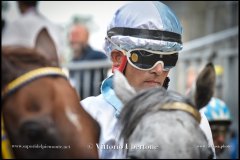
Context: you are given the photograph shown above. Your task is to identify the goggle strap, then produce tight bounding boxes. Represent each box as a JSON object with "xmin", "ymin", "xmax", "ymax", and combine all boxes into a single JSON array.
[
  {"xmin": 128, "ymin": 49, "xmax": 177, "ymax": 55},
  {"xmin": 107, "ymin": 27, "xmax": 182, "ymax": 44}
]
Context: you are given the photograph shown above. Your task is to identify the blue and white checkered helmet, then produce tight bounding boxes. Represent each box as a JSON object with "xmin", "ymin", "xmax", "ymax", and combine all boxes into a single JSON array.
[
  {"xmin": 104, "ymin": 1, "xmax": 183, "ymax": 57},
  {"xmin": 202, "ymin": 97, "xmax": 231, "ymax": 122}
]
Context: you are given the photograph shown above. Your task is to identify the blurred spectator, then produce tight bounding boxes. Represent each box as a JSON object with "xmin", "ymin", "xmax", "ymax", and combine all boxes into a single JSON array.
[
  {"xmin": 229, "ymin": 130, "xmax": 239, "ymax": 159},
  {"xmin": 68, "ymin": 24, "xmax": 107, "ymax": 61},
  {"xmin": 68, "ymin": 24, "xmax": 107, "ymax": 98},
  {"xmin": 2, "ymin": 1, "xmax": 64, "ymax": 65},
  {"xmin": 200, "ymin": 97, "xmax": 233, "ymax": 159},
  {"xmin": 2, "ymin": 1, "xmax": 8, "ymax": 33}
]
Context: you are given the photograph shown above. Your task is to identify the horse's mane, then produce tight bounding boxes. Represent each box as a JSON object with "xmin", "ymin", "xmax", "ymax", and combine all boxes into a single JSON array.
[
  {"xmin": 118, "ymin": 87, "xmax": 195, "ymax": 143},
  {"xmin": 117, "ymin": 87, "xmax": 214, "ymax": 158},
  {"xmin": 2, "ymin": 46, "xmax": 53, "ymax": 87}
]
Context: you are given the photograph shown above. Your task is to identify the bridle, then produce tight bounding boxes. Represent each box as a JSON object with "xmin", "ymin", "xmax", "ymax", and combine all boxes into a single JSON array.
[
  {"xmin": 159, "ymin": 102, "xmax": 201, "ymax": 123},
  {"xmin": 1, "ymin": 67, "xmax": 67, "ymax": 159},
  {"xmin": 2, "ymin": 67, "xmax": 67, "ymax": 100}
]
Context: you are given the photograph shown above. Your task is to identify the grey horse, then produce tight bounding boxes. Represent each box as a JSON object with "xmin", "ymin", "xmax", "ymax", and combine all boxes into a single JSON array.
[{"xmin": 113, "ymin": 63, "xmax": 215, "ymax": 159}]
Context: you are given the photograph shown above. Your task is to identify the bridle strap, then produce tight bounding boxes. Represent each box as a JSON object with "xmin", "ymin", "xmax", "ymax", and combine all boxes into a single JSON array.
[
  {"xmin": 160, "ymin": 102, "xmax": 201, "ymax": 123},
  {"xmin": 1, "ymin": 67, "xmax": 67, "ymax": 158},
  {"xmin": 2, "ymin": 67, "xmax": 67, "ymax": 100},
  {"xmin": 2, "ymin": 114, "xmax": 14, "ymax": 159}
]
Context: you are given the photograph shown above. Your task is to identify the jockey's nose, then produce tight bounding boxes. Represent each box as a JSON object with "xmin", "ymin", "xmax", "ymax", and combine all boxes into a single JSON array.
[
  {"xmin": 216, "ymin": 134, "xmax": 226, "ymax": 145},
  {"xmin": 150, "ymin": 63, "xmax": 165, "ymax": 75}
]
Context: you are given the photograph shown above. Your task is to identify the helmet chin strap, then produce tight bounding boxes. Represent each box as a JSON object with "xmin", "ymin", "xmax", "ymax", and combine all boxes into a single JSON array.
[
  {"xmin": 163, "ymin": 77, "xmax": 170, "ymax": 89},
  {"xmin": 112, "ymin": 56, "xmax": 127, "ymax": 73}
]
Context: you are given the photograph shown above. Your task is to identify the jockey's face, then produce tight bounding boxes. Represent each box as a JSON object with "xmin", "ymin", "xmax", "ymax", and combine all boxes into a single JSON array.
[
  {"xmin": 125, "ymin": 60, "xmax": 169, "ymax": 91},
  {"xmin": 111, "ymin": 50, "xmax": 169, "ymax": 91},
  {"xmin": 211, "ymin": 124, "xmax": 229, "ymax": 154}
]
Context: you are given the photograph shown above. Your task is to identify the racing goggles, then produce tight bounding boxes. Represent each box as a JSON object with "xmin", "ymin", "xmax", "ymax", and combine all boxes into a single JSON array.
[{"xmin": 106, "ymin": 36, "xmax": 178, "ymax": 71}]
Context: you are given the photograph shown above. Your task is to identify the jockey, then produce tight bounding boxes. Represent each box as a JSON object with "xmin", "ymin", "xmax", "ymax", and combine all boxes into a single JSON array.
[
  {"xmin": 81, "ymin": 1, "xmax": 216, "ymax": 158},
  {"xmin": 200, "ymin": 97, "xmax": 232, "ymax": 157},
  {"xmin": 202, "ymin": 97, "xmax": 231, "ymax": 123}
]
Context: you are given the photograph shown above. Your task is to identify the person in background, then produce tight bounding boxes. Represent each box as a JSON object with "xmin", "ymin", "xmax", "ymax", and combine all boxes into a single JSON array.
[
  {"xmin": 201, "ymin": 97, "xmax": 233, "ymax": 159},
  {"xmin": 68, "ymin": 24, "xmax": 107, "ymax": 61},
  {"xmin": 229, "ymin": 130, "xmax": 238, "ymax": 159},
  {"xmin": 2, "ymin": 1, "xmax": 8, "ymax": 32},
  {"xmin": 68, "ymin": 24, "xmax": 107, "ymax": 98},
  {"xmin": 2, "ymin": 1, "xmax": 64, "ymax": 65}
]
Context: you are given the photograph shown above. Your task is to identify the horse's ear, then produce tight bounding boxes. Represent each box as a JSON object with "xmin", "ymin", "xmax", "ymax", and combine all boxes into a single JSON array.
[
  {"xmin": 194, "ymin": 63, "xmax": 216, "ymax": 110},
  {"xmin": 113, "ymin": 70, "xmax": 136, "ymax": 104},
  {"xmin": 35, "ymin": 28, "xmax": 59, "ymax": 66}
]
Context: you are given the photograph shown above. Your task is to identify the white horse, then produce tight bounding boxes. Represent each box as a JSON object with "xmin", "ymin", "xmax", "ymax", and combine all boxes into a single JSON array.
[{"xmin": 113, "ymin": 63, "xmax": 215, "ymax": 159}]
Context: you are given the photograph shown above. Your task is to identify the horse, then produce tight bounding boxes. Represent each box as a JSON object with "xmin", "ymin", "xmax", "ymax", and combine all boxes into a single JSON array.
[
  {"xmin": 112, "ymin": 63, "xmax": 216, "ymax": 159},
  {"xmin": 1, "ymin": 28, "xmax": 100, "ymax": 158}
]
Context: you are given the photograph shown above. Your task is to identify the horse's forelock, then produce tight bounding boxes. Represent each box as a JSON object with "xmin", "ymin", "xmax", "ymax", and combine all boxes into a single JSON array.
[
  {"xmin": 2, "ymin": 46, "xmax": 51, "ymax": 87},
  {"xmin": 118, "ymin": 87, "xmax": 212, "ymax": 158}
]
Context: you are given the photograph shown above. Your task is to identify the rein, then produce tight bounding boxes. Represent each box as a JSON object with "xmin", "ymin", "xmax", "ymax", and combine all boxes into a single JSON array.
[
  {"xmin": 1, "ymin": 67, "xmax": 67, "ymax": 158},
  {"xmin": 1, "ymin": 114, "xmax": 14, "ymax": 159}
]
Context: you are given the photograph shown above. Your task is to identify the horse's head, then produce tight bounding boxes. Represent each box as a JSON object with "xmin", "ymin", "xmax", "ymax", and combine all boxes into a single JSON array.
[
  {"xmin": 113, "ymin": 70, "xmax": 214, "ymax": 158},
  {"xmin": 1, "ymin": 28, "xmax": 100, "ymax": 158}
]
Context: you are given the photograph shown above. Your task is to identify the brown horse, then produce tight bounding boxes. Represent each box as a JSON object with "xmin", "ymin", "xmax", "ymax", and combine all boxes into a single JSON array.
[{"xmin": 1, "ymin": 28, "xmax": 100, "ymax": 158}]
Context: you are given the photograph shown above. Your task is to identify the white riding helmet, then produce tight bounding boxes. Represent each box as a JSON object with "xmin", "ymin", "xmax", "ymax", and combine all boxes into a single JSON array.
[{"xmin": 104, "ymin": 1, "xmax": 183, "ymax": 57}]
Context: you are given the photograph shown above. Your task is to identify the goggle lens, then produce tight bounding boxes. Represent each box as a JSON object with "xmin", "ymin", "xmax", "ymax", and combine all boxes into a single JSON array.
[
  {"xmin": 105, "ymin": 36, "xmax": 178, "ymax": 71},
  {"xmin": 128, "ymin": 50, "xmax": 178, "ymax": 71}
]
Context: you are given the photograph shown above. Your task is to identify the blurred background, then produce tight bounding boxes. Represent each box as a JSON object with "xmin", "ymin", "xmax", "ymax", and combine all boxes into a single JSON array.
[
  {"xmin": 2, "ymin": 1, "xmax": 134, "ymax": 61},
  {"xmin": 2, "ymin": 1, "xmax": 238, "ymax": 158}
]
